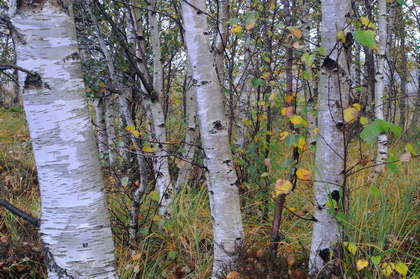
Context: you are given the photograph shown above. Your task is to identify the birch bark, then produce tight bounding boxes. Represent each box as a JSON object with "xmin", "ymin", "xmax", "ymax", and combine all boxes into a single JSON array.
[
  {"xmin": 309, "ymin": 0, "xmax": 351, "ymax": 277},
  {"xmin": 9, "ymin": 1, "xmax": 118, "ymax": 277},
  {"xmin": 147, "ymin": 0, "xmax": 173, "ymax": 215},
  {"xmin": 369, "ymin": 0, "xmax": 388, "ymax": 181},
  {"xmin": 181, "ymin": 0, "xmax": 244, "ymax": 276}
]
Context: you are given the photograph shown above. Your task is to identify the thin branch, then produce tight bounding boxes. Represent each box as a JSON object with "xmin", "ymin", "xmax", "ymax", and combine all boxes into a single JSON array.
[{"xmin": 0, "ymin": 199, "xmax": 40, "ymax": 227}]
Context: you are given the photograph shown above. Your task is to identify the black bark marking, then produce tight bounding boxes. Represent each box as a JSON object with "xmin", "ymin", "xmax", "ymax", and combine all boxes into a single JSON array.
[
  {"xmin": 63, "ymin": 51, "xmax": 80, "ymax": 62},
  {"xmin": 41, "ymin": 240, "xmax": 75, "ymax": 279},
  {"xmin": 331, "ymin": 190, "xmax": 340, "ymax": 204},
  {"xmin": 318, "ymin": 248, "xmax": 331, "ymax": 263},
  {"xmin": 24, "ymin": 72, "xmax": 42, "ymax": 90},
  {"xmin": 322, "ymin": 57, "xmax": 338, "ymax": 71}
]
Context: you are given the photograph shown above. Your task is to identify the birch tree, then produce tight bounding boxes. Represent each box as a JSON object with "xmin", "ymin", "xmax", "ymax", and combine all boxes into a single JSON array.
[
  {"xmin": 369, "ymin": 0, "xmax": 388, "ymax": 181},
  {"xmin": 181, "ymin": 0, "xmax": 244, "ymax": 276},
  {"xmin": 9, "ymin": 0, "xmax": 118, "ymax": 278},
  {"xmin": 309, "ymin": 0, "xmax": 351, "ymax": 276}
]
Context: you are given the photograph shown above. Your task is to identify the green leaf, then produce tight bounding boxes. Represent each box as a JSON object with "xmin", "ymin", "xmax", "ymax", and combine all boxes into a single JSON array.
[
  {"xmin": 314, "ymin": 47, "xmax": 326, "ymax": 56},
  {"xmin": 336, "ymin": 212, "xmax": 347, "ymax": 223},
  {"xmin": 387, "ymin": 156, "xmax": 399, "ymax": 174},
  {"xmin": 121, "ymin": 177, "xmax": 129, "ymax": 187},
  {"xmin": 302, "ymin": 70, "xmax": 312, "ymax": 80},
  {"xmin": 354, "ymin": 30, "xmax": 376, "ymax": 49},
  {"xmin": 301, "ymin": 53, "xmax": 315, "ymax": 67},
  {"xmin": 168, "ymin": 250, "xmax": 177, "ymax": 259},
  {"xmin": 371, "ymin": 255, "xmax": 381, "ymax": 266},
  {"xmin": 250, "ymin": 78, "xmax": 266, "ymax": 87},
  {"xmin": 369, "ymin": 185, "xmax": 380, "ymax": 197},
  {"xmin": 360, "ymin": 122, "xmax": 383, "ymax": 144},
  {"xmin": 406, "ymin": 143, "xmax": 417, "ymax": 155},
  {"xmin": 151, "ymin": 191, "xmax": 160, "ymax": 202},
  {"xmin": 378, "ymin": 120, "xmax": 402, "ymax": 138}
]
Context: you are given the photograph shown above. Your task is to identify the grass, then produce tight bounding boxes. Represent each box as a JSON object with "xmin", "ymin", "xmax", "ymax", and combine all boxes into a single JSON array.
[{"xmin": 0, "ymin": 107, "xmax": 419, "ymax": 278}]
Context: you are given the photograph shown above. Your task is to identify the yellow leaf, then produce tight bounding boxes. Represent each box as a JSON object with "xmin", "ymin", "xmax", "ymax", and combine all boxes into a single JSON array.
[
  {"xmin": 152, "ymin": 215, "xmax": 161, "ymax": 222},
  {"xmin": 285, "ymin": 93, "xmax": 296, "ymax": 104},
  {"xmin": 359, "ymin": 117, "xmax": 369, "ymax": 126},
  {"xmin": 263, "ymin": 56, "xmax": 270, "ymax": 63},
  {"xmin": 131, "ymin": 253, "xmax": 141, "ymax": 261},
  {"xmin": 242, "ymin": 118, "xmax": 252, "ymax": 127},
  {"xmin": 380, "ymin": 262, "xmax": 395, "ymax": 276},
  {"xmin": 313, "ymin": 128, "xmax": 318, "ymax": 134},
  {"xmin": 261, "ymin": 71, "xmax": 270, "ymax": 79},
  {"xmin": 86, "ymin": 87, "xmax": 92, "ymax": 92},
  {"xmin": 279, "ymin": 131, "xmax": 290, "ymax": 140},
  {"xmin": 346, "ymin": 242, "xmax": 357, "ymax": 255},
  {"xmin": 298, "ymin": 136, "xmax": 306, "ymax": 152},
  {"xmin": 274, "ymin": 179, "xmax": 293, "ymax": 196},
  {"xmin": 395, "ymin": 262, "xmax": 408, "ymax": 277},
  {"xmin": 288, "ymin": 27, "xmax": 302, "ymax": 39},
  {"xmin": 98, "ymin": 82, "xmax": 105, "ymax": 87},
  {"xmin": 336, "ymin": 30, "xmax": 346, "ymax": 42},
  {"xmin": 357, "ymin": 259, "xmax": 369, "ymax": 271},
  {"xmin": 126, "ymin": 124, "xmax": 140, "ymax": 137},
  {"xmin": 231, "ymin": 24, "xmax": 242, "ymax": 35},
  {"xmin": 360, "ymin": 16, "xmax": 376, "ymax": 30},
  {"xmin": 296, "ymin": 168, "xmax": 312, "ymax": 184},
  {"xmin": 290, "ymin": 115, "xmax": 307, "ymax": 127},
  {"xmin": 326, "ymin": 199, "xmax": 337, "ymax": 208},
  {"xmin": 143, "ymin": 145, "xmax": 158, "ymax": 153},
  {"xmin": 352, "ymin": 103, "xmax": 361, "ymax": 111},
  {"xmin": 344, "ymin": 107, "xmax": 359, "ymax": 123}
]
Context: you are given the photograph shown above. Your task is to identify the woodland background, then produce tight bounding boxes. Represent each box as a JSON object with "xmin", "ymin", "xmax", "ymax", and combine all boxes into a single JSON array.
[{"xmin": 0, "ymin": 0, "xmax": 419, "ymax": 278}]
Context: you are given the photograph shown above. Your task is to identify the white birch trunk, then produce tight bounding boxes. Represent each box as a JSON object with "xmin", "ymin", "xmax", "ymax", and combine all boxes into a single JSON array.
[
  {"xmin": 181, "ymin": 1, "xmax": 244, "ymax": 276},
  {"xmin": 174, "ymin": 55, "xmax": 198, "ymax": 193},
  {"xmin": 309, "ymin": 0, "xmax": 351, "ymax": 276},
  {"xmin": 234, "ymin": 0, "xmax": 254, "ymax": 151},
  {"xmin": 369, "ymin": 0, "xmax": 388, "ymax": 181},
  {"xmin": 214, "ymin": 0, "xmax": 229, "ymax": 83},
  {"xmin": 302, "ymin": 0, "xmax": 317, "ymax": 145},
  {"xmin": 10, "ymin": 1, "xmax": 118, "ymax": 278},
  {"xmin": 104, "ymin": 93, "xmax": 117, "ymax": 164},
  {"xmin": 148, "ymin": 0, "xmax": 173, "ymax": 215},
  {"xmin": 94, "ymin": 97, "xmax": 107, "ymax": 158}
]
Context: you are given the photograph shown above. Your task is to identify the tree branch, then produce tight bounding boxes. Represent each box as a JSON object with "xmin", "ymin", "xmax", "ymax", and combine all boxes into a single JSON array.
[{"xmin": 0, "ymin": 199, "xmax": 40, "ymax": 227}]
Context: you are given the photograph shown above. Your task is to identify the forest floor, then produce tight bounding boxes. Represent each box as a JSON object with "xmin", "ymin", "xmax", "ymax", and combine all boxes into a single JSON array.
[{"xmin": 0, "ymin": 107, "xmax": 419, "ymax": 278}]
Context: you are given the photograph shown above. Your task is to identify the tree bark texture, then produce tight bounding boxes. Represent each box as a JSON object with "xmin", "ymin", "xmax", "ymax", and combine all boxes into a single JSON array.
[
  {"xmin": 309, "ymin": 0, "xmax": 351, "ymax": 277},
  {"xmin": 10, "ymin": 1, "xmax": 119, "ymax": 278},
  {"xmin": 181, "ymin": 0, "xmax": 244, "ymax": 276}
]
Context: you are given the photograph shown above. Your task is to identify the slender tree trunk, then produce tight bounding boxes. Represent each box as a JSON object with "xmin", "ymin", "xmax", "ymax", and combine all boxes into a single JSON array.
[
  {"xmin": 309, "ymin": 0, "xmax": 351, "ymax": 277},
  {"xmin": 398, "ymin": 3, "xmax": 407, "ymax": 129},
  {"xmin": 234, "ymin": 0, "xmax": 254, "ymax": 151},
  {"xmin": 181, "ymin": 1, "xmax": 244, "ymax": 276},
  {"xmin": 214, "ymin": 0, "xmax": 229, "ymax": 83},
  {"xmin": 147, "ymin": 0, "xmax": 173, "ymax": 215},
  {"xmin": 10, "ymin": 1, "xmax": 118, "ymax": 277},
  {"xmin": 174, "ymin": 55, "xmax": 198, "ymax": 193},
  {"xmin": 94, "ymin": 96, "xmax": 107, "ymax": 158},
  {"xmin": 369, "ymin": 0, "xmax": 388, "ymax": 181}
]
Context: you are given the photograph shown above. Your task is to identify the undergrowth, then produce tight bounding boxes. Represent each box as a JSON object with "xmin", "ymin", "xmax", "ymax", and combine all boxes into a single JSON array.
[{"xmin": 0, "ymin": 108, "xmax": 419, "ymax": 278}]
